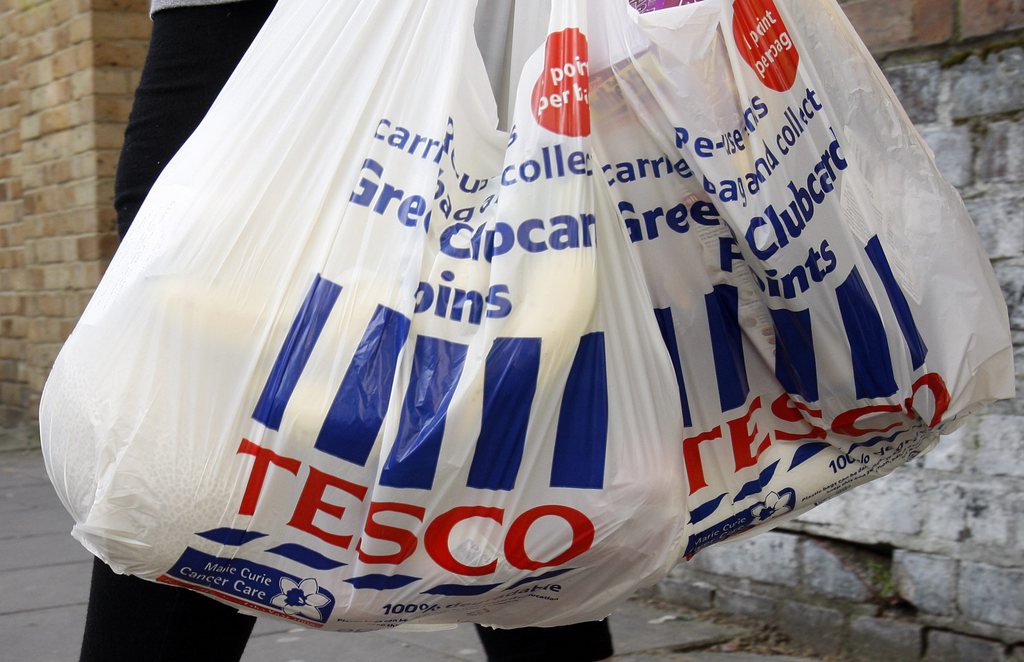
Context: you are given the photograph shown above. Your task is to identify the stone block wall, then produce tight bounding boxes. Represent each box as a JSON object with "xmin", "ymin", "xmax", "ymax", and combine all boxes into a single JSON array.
[
  {"xmin": 0, "ymin": 0, "xmax": 148, "ymax": 447},
  {"xmin": 660, "ymin": 2, "xmax": 1024, "ymax": 659}
]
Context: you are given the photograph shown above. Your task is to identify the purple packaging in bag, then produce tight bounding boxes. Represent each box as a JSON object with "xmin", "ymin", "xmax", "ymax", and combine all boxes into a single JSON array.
[{"xmin": 629, "ymin": 0, "xmax": 704, "ymax": 13}]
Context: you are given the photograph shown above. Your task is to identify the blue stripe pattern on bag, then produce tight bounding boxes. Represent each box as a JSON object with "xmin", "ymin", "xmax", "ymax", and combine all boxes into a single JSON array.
[
  {"xmin": 654, "ymin": 307, "xmax": 693, "ymax": 427},
  {"xmin": 705, "ymin": 284, "xmax": 749, "ymax": 412},
  {"xmin": 770, "ymin": 307, "xmax": 819, "ymax": 402},
  {"xmin": 690, "ymin": 492, "xmax": 728, "ymax": 524},
  {"xmin": 836, "ymin": 266, "xmax": 898, "ymax": 399},
  {"xmin": 314, "ymin": 305, "xmax": 411, "ymax": 465},
  {"xmin": 864, "ymin": 236, "xmax": 928, "ymax": 370},
  {"xmin": 253, "ymin": 275, "xmax": 342, "ymax": 430},
  {"xmin": 502, "ymin": 568, "xmax": 574, "ymax": 590},
  {"xmin": 467, "ymin": 337, "xmax": 542, "ymax": 491},
  {"xmin": 788, "ymin": 441, "xmax": 830, "ymax": 470},
  {"xmin": 345, "ymin": 574, "xmax": 420, "ymax": 590},
  {"xmin": 379, "ymin": 336, "xmax": 468, "ymax": 490},
  {"xmin": 422, "ymin": 583, "xmax": 501, "ymax": 596},
  {"xmin": 733, "ymin": 460, "xmax": 780, "ymax": 502},
  {"xmin": 196, "ymin": 528, "xmax": 268, "ymax": 546},
  {"xmin": 550, "ymin": 332, "xmax": 608, "ymax": 489}
]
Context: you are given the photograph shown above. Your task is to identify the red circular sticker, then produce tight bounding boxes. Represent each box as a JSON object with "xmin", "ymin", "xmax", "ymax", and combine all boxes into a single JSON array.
[
  {"xmin": 733, "ymin": 0, "xmax": 800, "ymax": 92},
  {"xmin": 531, "ymin": 28, "xmax": 591, "ymax": 137}
]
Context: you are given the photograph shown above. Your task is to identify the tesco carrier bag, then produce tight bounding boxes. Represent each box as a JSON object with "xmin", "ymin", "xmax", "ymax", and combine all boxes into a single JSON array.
[{"xmin": 40, "ymin": 0, "xmax": 1014, "ymax": 630}]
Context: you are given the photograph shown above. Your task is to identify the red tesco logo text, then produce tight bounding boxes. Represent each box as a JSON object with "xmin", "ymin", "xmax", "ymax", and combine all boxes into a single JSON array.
[
  {"xmin": 683, "ymin": 372, "xmax": 951, "ymax": 495},
  {"xmin": 235, "ymin": 440, "xmax": 595, "ymax": 576}
]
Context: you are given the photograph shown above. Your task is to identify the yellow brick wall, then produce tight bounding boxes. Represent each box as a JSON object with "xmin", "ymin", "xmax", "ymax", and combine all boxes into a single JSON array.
[
  {"xmin": 0, "ymin": 4, "xmax": 28, "ymax": 442},
  {"xmin": 0, "ymin": 0, "xmax": 148, "ymax": 447}
]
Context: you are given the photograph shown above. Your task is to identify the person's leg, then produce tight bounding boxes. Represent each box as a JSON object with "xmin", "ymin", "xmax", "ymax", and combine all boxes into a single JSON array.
[
  {"xmin": 115, "ymin": 0, "xmax": 277, "ymax": 239},
  {"xmin": 80, "ymin": 558, "xmax": 256, "ymax": 662},
  {"xmin": 474, "ymin": 619, "xmax": 614, "ymax": 662},
  {"xmin": 82, "ymin": 3, "xmax": 276, "ymax": 661}
]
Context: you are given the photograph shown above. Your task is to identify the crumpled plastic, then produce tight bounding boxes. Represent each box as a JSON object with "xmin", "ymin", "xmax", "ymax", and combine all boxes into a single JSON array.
[{"xmin": 41, "ymin": 0, "xmax": 1014, "ymax": 631}]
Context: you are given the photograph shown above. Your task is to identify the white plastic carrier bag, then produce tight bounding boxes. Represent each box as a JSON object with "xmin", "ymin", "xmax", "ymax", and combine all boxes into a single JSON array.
[{"xmin": 41, "ymin": 0, "xmax": 1014, "ymax": 630}]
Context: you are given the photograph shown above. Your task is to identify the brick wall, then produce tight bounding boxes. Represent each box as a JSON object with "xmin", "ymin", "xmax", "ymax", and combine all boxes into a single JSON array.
[
  {"xmin": 661, "ymin": 2, "xmax": 1024, "ymax": 660},
  {"xmin": 0, "ymin": 4, "xmax": 27, "ymax": 444},
  {"xmin": 0, "ymin": 0, "xmax": 148, "ymax": 448}
]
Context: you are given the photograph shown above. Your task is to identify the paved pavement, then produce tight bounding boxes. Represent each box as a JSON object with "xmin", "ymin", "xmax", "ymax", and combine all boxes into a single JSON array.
[{"xmin": 1, "ymin": 449, "xmax": 822, "ymax": 662}]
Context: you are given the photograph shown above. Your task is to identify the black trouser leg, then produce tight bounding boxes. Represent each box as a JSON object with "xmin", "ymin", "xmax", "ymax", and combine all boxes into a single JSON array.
[
  {"xmin": 475, "ymin": 619, "xmax": 614, "ymax": 662},
  {"xmin": 80, "ymin": 558, "xmax": 257, "ymax": 662},
  {"xmin": 115, "ymin": 0, "xmax": 277, "ymax": 239}
]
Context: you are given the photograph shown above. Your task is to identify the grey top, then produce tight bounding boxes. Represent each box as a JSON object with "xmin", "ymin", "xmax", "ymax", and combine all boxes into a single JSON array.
[{"xmin": 150, "ymin": 0, "xmax": 245, "ymax": 15}]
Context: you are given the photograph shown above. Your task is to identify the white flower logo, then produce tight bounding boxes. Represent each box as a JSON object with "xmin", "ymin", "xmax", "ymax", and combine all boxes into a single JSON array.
[
  {"xmin": 270, "ymin": 577, "xmax": 331, "ymax": 621},
  {"xmin": 751, "ymin": 491, "xmax": 784, "ymax": 522}
]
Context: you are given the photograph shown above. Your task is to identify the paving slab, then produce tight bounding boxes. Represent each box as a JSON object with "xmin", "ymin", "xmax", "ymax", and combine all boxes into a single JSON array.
[
  {"xmin": 0, "ymin": 453, "xmax": 73, "ymax": 542},
  {"xmin": 2, "ymin": 604, "xmax": 88, "ymax": 662},
  {"xmin": 0, "ymin": 451, "xmax": 51, "ymax": 487},
  {"xmin": 680, "ymin": 654, "xmax": 823, "ymax": 662},
  {"xmin": 619, "ymin": 654, "xmax": 825, "ymax": 662},
  {"xmin": 0, "ymin": 482, "xmax": 65, "ymax": 513},
  {"xmin": 252, "ymin": 619, "xmax": 486, "ymax": 659},
  {"xmin": 0, "ymin": 561, "xmax": 93, "ymax": 615},
  {"xmin": 609, "ymin": 602, "xmax": 743, "ymax": 654},
  {"xmin": 385, "ymin": 623, "xmax": 487, "ymax": 660},
  {"xmin": 0, "ymin": 502, "xmax": 76, "ymax": 540},
  {"xmin": 243, "ymin": 628, "xmax": 473, "ymax": 662},
  {"xmin": 0, "ymin": 530, "xmax": 91, "ymax": 572},
  {"xmin": 246, "ymin": 623, "xmax": 487, "ymax": 661}
]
